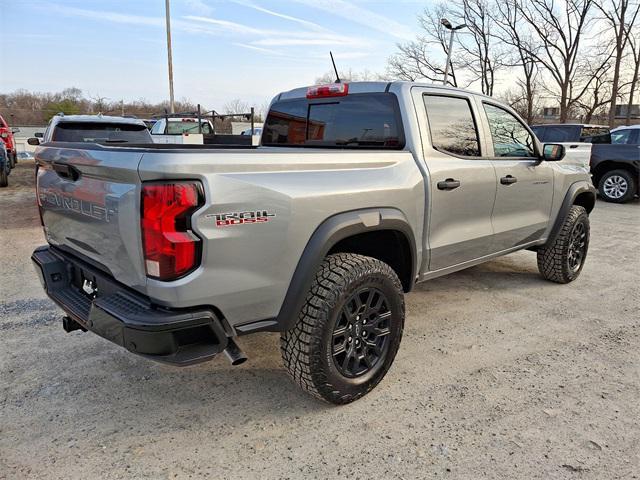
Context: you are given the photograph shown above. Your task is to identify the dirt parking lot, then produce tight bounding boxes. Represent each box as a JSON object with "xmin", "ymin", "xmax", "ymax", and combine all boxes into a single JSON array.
[{"xmin": 1, "ymin": 160, "xmax": 639, "ymax": 480}]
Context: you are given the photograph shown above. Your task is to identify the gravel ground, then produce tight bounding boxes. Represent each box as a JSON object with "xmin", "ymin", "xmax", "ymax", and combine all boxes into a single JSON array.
[{"xmin": 1, "ymin": 160, "xmax": 639, "ymax": 480}]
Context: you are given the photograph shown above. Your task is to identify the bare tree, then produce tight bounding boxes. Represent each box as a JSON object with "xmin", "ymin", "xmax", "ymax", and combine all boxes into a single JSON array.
[
  {"xmin": 314, "ymin": 69, "xmax": 381, "ymax": 85},
  {"xmin": 387, "ymin": 3, "xmax": 460, "ymax": 86},
  {"xmin": 492, "ymin": 0, "xmax": 540, "ymax": 123},
  {"xmin": 625, "ymin": 25, "xmax": 640, "ymax": 124},
  {"xmin": 453, "ymin": 0, "xmax": 504, "ymax": 95},
  {"xmin": 223, "ymin": 99, "xmax": 251, "ymax": 115},
  {"xmin": 574, "ymin": 54, "xmax": 614, "ymax": 122},
  {"xmin": 596, "ymin": 0, "xmax": 640, "ymax": 126},
  {"xmin": 513, "ymin": 0, "xmax": 599, "ymax": 122}
]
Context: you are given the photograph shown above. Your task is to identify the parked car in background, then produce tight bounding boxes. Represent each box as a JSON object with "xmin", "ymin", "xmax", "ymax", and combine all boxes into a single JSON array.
[
  {"xmin": 16, "ymin": 151, "xmax": 35, "ymax": 161},
  {"xmin": 0, "ymin": 142, "xmax": 10, "ymax": 188},
  {"xmin": 532, "ymin": 123, "xmax": 639, "ymax": 203},
  {"xmin": 240, "ymin": 126, "xmax": 262, "ymax": 136},
  {"xmin": 28, "ymin": 114, "xmax": 153, "ymax": 146},
  {"xmin": 150, "ymin": 117, "xmax": 216, "ymax": 144},
  {"xmin": 0, "ymin": 114, "xmax": 19, "ymax": 168},
  {"xmin": 611, "ymin": 124, "xmax": 640, "ymax": 145},
  {"xmin": 31, "ymin": 81, "xmax": 595, "ymax": 404}
]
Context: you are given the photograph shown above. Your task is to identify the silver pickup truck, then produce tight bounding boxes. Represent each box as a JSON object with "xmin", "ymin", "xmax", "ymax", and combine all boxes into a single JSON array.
[{"xmin": 32, "ymin": 82, "xmax": 596, "ymax": 404}]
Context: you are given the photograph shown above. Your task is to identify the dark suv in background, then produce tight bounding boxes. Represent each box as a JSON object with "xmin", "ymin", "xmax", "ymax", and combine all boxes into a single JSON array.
[{"xmin": 532, "ymin": 123, "xmax": 640, "ymax": 203}]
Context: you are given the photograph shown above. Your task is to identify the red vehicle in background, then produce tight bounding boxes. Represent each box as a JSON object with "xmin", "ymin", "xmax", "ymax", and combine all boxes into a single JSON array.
[{"xmin": 0, "ymin": 114, "xmax": 18, "ymax": 168}]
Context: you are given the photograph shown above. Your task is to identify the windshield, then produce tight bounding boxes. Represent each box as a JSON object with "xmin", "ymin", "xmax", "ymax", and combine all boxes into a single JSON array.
[
  {"xmin": 263, "ymin": 93, "xmax": 404, "ymax": 149},
  {"xmin": 52, "ymin": 122, "xmax": 152, "ymax": 143},
  {"xmin": 166, "ymin": 120, "xmax": 213, "ymax": 135}
]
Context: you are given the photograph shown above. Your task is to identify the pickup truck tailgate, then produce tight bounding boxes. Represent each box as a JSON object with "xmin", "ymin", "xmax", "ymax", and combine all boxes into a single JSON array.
[{"xmin": 36, "ymin": 144, "xmax": 147, "ymax": 288}]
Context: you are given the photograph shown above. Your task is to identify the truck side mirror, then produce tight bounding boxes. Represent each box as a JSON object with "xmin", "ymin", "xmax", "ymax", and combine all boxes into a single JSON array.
[
  {"xmin": 542, "ymin": 143, "xmax": 565, "ymax": 161},
  {"xmin": 27, "ymin": 138, "xmax": 40, "ymax": 146}
]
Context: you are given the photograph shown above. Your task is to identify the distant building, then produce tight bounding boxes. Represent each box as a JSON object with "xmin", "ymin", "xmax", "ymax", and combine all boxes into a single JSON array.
[
  {"xmin": 541, "ymin": 107, "xmax": 560, "ymax": 119},
  {"xmin": 615, "ymin": 104, "xmax": 640, "ymax": 119}
]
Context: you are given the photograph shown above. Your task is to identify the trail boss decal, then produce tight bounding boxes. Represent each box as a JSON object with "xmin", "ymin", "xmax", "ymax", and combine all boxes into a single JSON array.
[{"xmin": 208, "ymin": 210, "xmax": 276, "ymax": 227}]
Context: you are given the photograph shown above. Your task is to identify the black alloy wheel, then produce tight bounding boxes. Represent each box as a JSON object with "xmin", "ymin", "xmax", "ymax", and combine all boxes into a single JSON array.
[{"xmin": 331, "ymin": 287, "xmax": 391, "ymax": 378}]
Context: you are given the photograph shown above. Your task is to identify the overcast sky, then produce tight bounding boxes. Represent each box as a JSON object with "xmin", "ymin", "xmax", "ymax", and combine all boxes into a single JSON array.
[{"xmin": 0, "ymin": 0, "xmax": 430, "ymax": 109}]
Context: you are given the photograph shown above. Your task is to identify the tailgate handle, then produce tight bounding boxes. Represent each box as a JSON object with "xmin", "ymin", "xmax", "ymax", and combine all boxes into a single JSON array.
[{"xmin": 52, "ymin": 163, "xmax": 79, "ymax": 181}]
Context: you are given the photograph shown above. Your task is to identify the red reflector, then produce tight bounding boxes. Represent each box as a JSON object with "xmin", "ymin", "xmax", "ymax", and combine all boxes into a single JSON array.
[
  {"xmin": 306, "ymin": 83, "xmax": 349, "ymax": 99},
  {"xmin": 141, "ymin": 182, "xmax": 202, "ymax": 281}
]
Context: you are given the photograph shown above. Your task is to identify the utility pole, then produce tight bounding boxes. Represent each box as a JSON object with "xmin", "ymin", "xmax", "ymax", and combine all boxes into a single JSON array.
[
  {"xmin": 441, "ymin": 19, "xmax": 466, "ymax": 86},
  {"xmin": 165, "ymin": 0, "xmax": 175, "ymax": 113}
]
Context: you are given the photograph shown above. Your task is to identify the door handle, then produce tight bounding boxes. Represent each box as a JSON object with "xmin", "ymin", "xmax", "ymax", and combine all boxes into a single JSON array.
[
  {"xmin": 52, "ymin": 162, "xmax": 80, "ymax": 181},
  {"xmin": 569, "ymin": 145, "xmax": 579, "ymax": 149},
  {"xmin": 500, "ymin": 175, "xmax": 518, "ymax": 185},
  {"xmin": 437, "ymin": 178, "xmax": 461, "ymax": 190}
]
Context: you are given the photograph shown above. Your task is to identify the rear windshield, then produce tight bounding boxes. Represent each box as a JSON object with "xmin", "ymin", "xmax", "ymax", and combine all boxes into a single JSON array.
[
  {"xmin": 262, "ymin": 93, "xmax": 404, "ymax": 149},
  {"xmin": 52, "ymin": 122, "xmax": 152, "ymax": 143},
  {"xmin": 166, "ymin": 120, "xmax": 213, "ymax": 135}
]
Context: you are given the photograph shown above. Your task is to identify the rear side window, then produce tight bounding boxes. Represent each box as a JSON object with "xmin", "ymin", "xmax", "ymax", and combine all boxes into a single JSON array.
[
  {"xmin": 483, "ymin": 103, "xmax": 536, "ymax": 157},
  {"xmin": 262, "ymin": 93, "xmax": 404, "ymax": 149},
  {"xmin": 423, "ymin": 95, "xmax": 480, "ymax": 157},
  {"xmin": 52, "ymin": 122, "xmax": 152, "ymax": 144}
]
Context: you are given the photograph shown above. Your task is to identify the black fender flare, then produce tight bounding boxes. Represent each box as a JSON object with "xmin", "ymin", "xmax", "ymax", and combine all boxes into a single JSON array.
[
  {"xmin": 235, "ymin": 208, "xmax": 416, "ymax": 335},
  {"xmin": 548, "ymin": 181, "xmax": 596, "ymax": 243}
]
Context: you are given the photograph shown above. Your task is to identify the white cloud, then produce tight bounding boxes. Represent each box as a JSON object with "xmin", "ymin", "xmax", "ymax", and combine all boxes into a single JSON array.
[
  {"xmin": 290, "ymin": 0, "xmax": 415, "ymax": 40},
  {"xmin": 231, "ymin": 1, "xmax": 327, "ymax": 32},
  {"xmin": 183, "ymin": 0, "xmax": 214, "ymax": 16}
]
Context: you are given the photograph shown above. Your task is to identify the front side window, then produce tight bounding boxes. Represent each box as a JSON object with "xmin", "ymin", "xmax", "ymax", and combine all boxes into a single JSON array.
[
  {"xmin": 423, "ymin": 95, "xmax": 480, "ymax": 157},
  {"xmin": 483, "ymin": 103, "xmax": 536, "ymax": 157}
]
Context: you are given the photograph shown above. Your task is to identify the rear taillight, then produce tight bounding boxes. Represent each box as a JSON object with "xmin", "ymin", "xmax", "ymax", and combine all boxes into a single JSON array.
[
  {"xmin": 141, "ymin": 182, "xmax": 203, "ymax": 281},
  {"xmin": 306, "ymin": 83, "xmax": 349, "ymax": 99}
]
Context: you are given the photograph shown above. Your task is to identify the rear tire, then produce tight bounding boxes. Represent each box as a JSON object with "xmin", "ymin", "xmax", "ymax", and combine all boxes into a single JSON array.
[
  {"xmin": 281, "ymin": 253, "xmax": 404, "ymax": 404},
  {"xmin": 598, "ymin": 169, "xmax": 636, "ymax": 203},
  {"xmin": 537, "ymin": 205, "xmax": 589, "ymax": 284}
]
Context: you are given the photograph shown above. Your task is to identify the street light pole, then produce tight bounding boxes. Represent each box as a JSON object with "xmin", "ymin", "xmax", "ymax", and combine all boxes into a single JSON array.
[
  {"xmin": 441, "ymin": 19, "xmax": 466, "ymax": 86},
  {"xmin": 165, "ymin": 0, "xmax": 175, "ymax": 114}
]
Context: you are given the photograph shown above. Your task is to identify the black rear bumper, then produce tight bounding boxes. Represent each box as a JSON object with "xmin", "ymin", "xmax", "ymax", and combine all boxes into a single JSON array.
[{"xmin": 31, "ymin": 246, "xmax": 230, "ymax": 366}]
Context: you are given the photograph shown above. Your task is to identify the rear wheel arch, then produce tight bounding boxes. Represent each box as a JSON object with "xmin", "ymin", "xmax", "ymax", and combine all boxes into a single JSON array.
[{"xmin": 276, "ymin": 208, "xmax": 416, "ymax": 332}]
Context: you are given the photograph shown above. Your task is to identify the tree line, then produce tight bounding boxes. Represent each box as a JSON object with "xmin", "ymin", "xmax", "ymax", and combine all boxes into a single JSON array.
[{"xmin": 0, "ymin": 88, "xmax": 264, "ymax": 126}]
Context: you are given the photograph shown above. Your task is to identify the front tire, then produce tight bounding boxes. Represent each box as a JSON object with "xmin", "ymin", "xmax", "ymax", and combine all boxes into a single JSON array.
[
  {"xmin": 537, "ymin": 205, "xmax": 589, "ymax": 284},
  {"xmin": 281, "ymin": 253, "xmax": 404, "ymax": 404},
  {"xmin": 598, "ymin": 169, "xmax": 636, "ymax": 203}
]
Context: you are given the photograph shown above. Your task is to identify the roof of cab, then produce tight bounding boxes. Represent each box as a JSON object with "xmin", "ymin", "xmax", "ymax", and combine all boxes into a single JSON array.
[
  {"xmin": 611, "ymin": 124, "xmax": 640, "ymax": 131},
  {"xmin": 275, "ymin": 81, "xmax": 496, "ymax": 102},
  {"xmin": 51, "ymin": 114, "xmax": 146, "ymax": 127}
]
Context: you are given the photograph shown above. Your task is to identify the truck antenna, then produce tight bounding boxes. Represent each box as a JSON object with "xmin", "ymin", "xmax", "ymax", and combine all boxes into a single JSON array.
[{"xmin": 330, "ymin": 51, "xmax": 341, "ymax": 83}]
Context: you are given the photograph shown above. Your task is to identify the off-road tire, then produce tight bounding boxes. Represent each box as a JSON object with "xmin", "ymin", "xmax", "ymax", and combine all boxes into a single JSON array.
[
  {"xmin": 598, "ymin": 169, "xmax": 636, "ymax": 203},
  {"xmin": 537, "ymin": 205, "xmax": 589, "ymax": 284},
  {"xmin": 281, "ymin": 253, "xmax": 404, "ymax": 404},
  {"xmin": 10, "ymin": 152, "xmax": 17, "ymax": 168}
]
